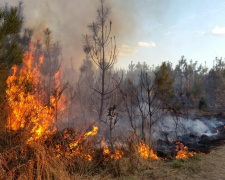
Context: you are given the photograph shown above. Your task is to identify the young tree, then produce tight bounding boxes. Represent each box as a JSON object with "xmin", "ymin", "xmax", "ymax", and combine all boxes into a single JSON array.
[
  {"xmin": 40, "ymin": 28, "xmax": 61, "ymax": 106},
  {"xmin": 84, "ymin": 0, "xmax": 117, "ymax": 121},
  {"xmin": 154, "ymin": 62, "xmax": 174, "ymax": 108},
  {"xmin": 0, "ymin": 5, "xmax": 23, "ymax": 125},
  {"xmin": 0, "ymin": 6, "xmax": 23, "ymax": 71}
]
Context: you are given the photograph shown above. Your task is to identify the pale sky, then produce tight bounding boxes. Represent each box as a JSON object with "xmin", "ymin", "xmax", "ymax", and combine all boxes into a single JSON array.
[
  {"xmin": 2, "ymin": 0, "xmax": 225, "ymax": 70},
  {"xmin": 117, "ymin": 0, "xmax": 225, "ymax": 69}
]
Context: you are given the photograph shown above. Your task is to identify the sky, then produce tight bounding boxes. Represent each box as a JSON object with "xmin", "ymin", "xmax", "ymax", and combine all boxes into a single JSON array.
[
  {"xmin": 116, "ymin": 0, "xmax": 225, "ymax": 69},
  {"xmin": 2, "ymin": 0, "xmax": 225, "ymax": 70}
]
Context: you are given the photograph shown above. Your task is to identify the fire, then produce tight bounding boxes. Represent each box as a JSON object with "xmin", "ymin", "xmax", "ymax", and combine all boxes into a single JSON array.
[
  {"xmin": 138, "ymin": 140, "xmax": 159, "ymax": 160},
  {"xmin": 69, "ymin": 126, "xmax": 98, "ymax": 148},
  {"xmin": 84, "ymin": 126, "xmax": 98, "ymax": 137},
  {"xmin": 217, "ymin": 130, "xmax": 219, "ymax": 134},
  {"xmin": 101, "ymin": 138, "xmax": 123, "ymax": 160},
  {"xmin": 6, "ymin": 50, "xmax": 56, "ymax": 142},
  {"xmin": 57, "ymin": 126, "xmax": 99, "ymax": 161},
  {"xmin": 175, "ymin": 142, "xmax": 196, "ymax": 159},
  {"xmin": 103, "ymin": 146, "xmax": 110, "ymax": 154},
  {"xmin": 6, "ymin": 46, "xmax": 65, "ymax": 143},
  {"xmin": 101, "ymin": 138, "xmax": 110, "ymax": 154},
  {"xmin": 111, "ymin": 150, "xmax": 123, "ymax": 160}
]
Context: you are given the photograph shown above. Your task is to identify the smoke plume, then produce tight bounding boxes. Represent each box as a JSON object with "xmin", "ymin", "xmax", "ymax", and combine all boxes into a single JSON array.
[{"xmin": 2, "ymin": 0, "xmax": 138, "ymax": 70}]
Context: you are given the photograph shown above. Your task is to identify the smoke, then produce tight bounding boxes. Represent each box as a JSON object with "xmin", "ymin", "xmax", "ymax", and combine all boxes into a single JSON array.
[
  {"xmin": 3, "ymin": 0, "xmax": 172, "ymax": 72},
  {"xmin": 2, "ymin": 0, "xmax": 134, "ymax": 70},
  {"xmin": 155, "ymin": 116, "xmax": 224, "ymax": 141}
]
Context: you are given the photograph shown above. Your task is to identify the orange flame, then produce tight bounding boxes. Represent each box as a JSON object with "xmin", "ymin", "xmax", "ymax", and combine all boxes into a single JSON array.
[
  {"xmin": 138, "ymin": 140, "xmax": 159, "ymax": 160},
  {"xmin": 101, "ymin": 138, "xmax": 123, "ymax": 160},
  {"xmin": 175, "ymin": 142, "xmax": 196, "ymax": 159},
  {"xmin": 6, "ymin": 49, "xmax": 58, "ymax": 142},
  {"xmin": 67, "ymin": 126, "xmax": 98, "ymax": 161},
  {"xmin": 111, "ymin": 150, "xmax": 123, "ymax": 160},
  {"xmin": 69, "ymin": 126, "xmax": 98, "ymax": 148},
  {"xmin": 101, "ymin": 138, "xmax": 110, "ymax": 154},
  {"xmin": 50, "ymin": 68, "xmax": 67, "ymax": 118},
  {"xmin": 217, "ymin": 130, "xmax": 219, "ymax": 134}
]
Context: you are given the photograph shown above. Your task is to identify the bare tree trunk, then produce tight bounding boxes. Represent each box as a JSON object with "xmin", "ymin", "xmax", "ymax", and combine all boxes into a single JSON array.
[
  {"xmin": 141, "ymin": 114, "xmax": 145, "ymax": 141},
  {"xmin": 100, "ymin": 69, "xmax": 105, "ymax": 120},
  {"xmin": 147, "ymin": 87, "xmax": 152, "ymax": 147},
  {"xmin": 99, "ymin": 1, "xmax": 105, "ymax": 120}
]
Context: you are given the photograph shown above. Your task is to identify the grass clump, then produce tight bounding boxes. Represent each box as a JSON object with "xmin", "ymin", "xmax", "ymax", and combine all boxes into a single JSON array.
[{"xmin": 169, "ymin": 155, "xmax": 201, "ymax": 172}]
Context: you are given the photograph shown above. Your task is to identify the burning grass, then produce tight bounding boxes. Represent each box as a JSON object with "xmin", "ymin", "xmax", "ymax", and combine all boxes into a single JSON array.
[
  {"xmin": 138, "ymin": 140, "xmax": 159, "ymax": 160},
  {"xmin": 175, "ymin": 142, "xmax": 196, "ymax": 159},
  {"xmin": 0, "ymin": 128, "xmax": 161, "ymax": 179},
  {"xmin": 0, "ymin": 123, "xmax": 213, "ymax": 179}
]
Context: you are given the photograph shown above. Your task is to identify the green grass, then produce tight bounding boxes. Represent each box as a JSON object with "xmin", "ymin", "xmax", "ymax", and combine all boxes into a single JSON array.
[{"xmin": 168, "ymin": 155, "xmax": 201, "ymax": 172}]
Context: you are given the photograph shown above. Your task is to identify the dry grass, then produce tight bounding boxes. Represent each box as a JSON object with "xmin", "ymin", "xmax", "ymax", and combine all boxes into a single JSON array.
[
  {"xmin": 1, "ymin": 128, "xmax": 225, "ymax": 180},
  {"xmin": 0, "ymin": 144, "xmax": 71, "ymax": 180},
  {"xmin": 118, "ymin": 142, "xmax": 225, "ymax": 180},
  {"xmin": 0, "ymin": 130, "xmax": 158, "ymax": 179}
]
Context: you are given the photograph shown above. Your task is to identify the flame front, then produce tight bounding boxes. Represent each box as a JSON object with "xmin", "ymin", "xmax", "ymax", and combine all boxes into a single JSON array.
[
  {"xmin": 138, "ymin": 140, "xmax": 159, "ymax": 160},
  {"xmin": 6, "ymin": 48, "xmax": 59, "ymax": 142},
  {"xmin": 175, "ymin": 142, "xmax": 196, "ymax": 159}
]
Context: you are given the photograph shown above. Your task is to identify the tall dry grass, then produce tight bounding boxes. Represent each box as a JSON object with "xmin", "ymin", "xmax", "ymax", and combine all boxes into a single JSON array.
[{"xmin": 0, "ymin": 128, "xmax": 159, "ymax": 179}]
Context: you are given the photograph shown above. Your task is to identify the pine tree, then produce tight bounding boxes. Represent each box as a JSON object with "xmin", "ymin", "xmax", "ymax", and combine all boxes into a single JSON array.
[{"xmin": 83, "ymin": 0, "xmax": 117, "ymax": 120}]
